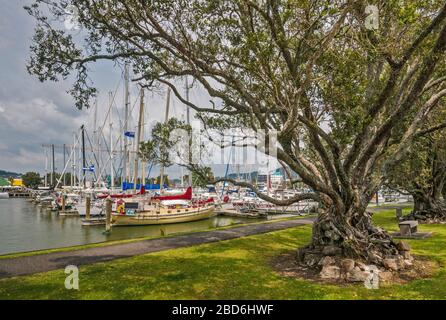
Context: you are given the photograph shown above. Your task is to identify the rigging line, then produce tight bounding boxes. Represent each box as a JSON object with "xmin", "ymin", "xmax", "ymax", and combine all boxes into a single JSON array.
[
  {"xmin": 84, "ymin": 130, "xmax": 99, "ymax": 180},
  {"xmin": 96, "ymin": 73, "xmax": 124, "ymax": 142},
  {"xmin": 99, "ymin": 130, "xmax": 120, "ymax": 178}
]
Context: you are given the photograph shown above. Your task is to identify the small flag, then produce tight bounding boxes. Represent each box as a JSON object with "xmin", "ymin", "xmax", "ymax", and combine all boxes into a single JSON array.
[
  {"xmin": 83, "ymin": 165, "xmax": 95, "ymax": 172},
  {"xmin": 124, "ymin": 131, "xmax": 135, "ymax": 138}
]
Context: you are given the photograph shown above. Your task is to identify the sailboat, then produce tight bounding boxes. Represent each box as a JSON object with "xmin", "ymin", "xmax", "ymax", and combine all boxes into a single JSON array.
[
  {"xmin": 110, "ymin": 87, "xmax": 215, "ymax": 226},
  {"xmin": 110, "ymin": 187, "xmax": 215, "ymax": 226}
]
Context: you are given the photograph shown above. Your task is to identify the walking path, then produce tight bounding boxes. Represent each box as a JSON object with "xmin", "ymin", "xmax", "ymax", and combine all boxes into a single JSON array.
[{"xmin": 0, "ymin": 217, "xmax": 315, "ymax": 279}]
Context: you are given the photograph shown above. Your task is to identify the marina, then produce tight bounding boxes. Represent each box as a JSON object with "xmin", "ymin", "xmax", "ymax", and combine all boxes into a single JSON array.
[
  {"xmin": 0, "ymin": 198, "xmax": 268, "ymax": 256},
  {"xmin": 2, "ymin": 0, "xmax": 446, "ymax": 303}
]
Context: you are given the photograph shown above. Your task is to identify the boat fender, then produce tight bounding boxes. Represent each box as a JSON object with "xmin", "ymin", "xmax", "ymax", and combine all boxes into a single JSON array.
[{"xmin": 117, "ymin": 201, "xmax": 125, "ymax": 215}]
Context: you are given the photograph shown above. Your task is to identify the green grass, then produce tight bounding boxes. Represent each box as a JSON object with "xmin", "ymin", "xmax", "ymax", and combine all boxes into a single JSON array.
[{"xmin": 1, "ymin": 209, "xmax": 446, "ymax": 299}]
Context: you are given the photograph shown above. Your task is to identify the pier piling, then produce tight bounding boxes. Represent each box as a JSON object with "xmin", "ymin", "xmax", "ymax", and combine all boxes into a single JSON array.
[
  {"xmin": 61, "ymin": 194, "xmax": 66, "ymax": 212},
  {"xmin": 86, "ymin": 196, "xmax": 91, "ymax": 220},
  {"xmin": 105, "ymin": 197, "xmax": 112, "ymax": 232}
]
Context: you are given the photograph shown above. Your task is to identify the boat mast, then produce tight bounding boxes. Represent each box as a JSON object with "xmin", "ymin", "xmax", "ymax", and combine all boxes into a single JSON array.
[
  {"xmin": 44, "ymin": 147, "xmax": 48, "ymax": 188},
  {"xmin": 123, "ymin": 63, "xmax": 130, "ymax": 187},
  {"xmin": 140, "ymin": 91, "xmax": 146, "ymax": 188},
  {"xmin": 159, "ymin": 88, "xmax": 171, "ymax": 194},
  {"xmin": 81, "ymin": 125, "xmax": 86, "ymax": 189},
  {"xmin": 51, "ymin": 144, "xmax": 55, "ymax": 188},
  {"xmin": 71, "ymin": 133, "xmax": 75, "ymax": 188},
  {"xmin": 133, "ymin": 88, "xmax": 144, "ymax": 193},
  {"xmin": 109, "ymin": 92, "xmax": 114, "ymax": 190},
  {"xmin": 63, "ymin": 144, "xmax": 66, "ymax": 187},
  {"xmin": 93, "ymin": 98, "xmax": 98, "ymax": 187},
  {"xmin": 185, "ymin": 76, "xmax": 193, "ymax": 187}
]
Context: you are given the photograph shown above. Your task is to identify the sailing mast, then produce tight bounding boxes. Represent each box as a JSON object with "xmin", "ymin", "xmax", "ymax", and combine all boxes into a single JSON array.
[
  {"xmin": 51, "ymin": 144, "xmax": 55, "ymax": 188},
  {"xmin": 123, "ymin": 62, "xmax": 130, "ymax": 188},
  {"xmin": 109, "ymin": 91, "xmax": 114, "ymax": 190},
  {"xmin": 133, "ymin": 88, "xmax": 144, "ymax": 193},
  {"xmin": 44, "ymin": 147, "xmax": 48, "ymax": 188},
  {"xmin": 159, "ymin": 88, "xmax": 171, "ymax": 194},
  {"xmin": 140, "ymin": 91, "xmax": 146, "ymax": 189},
  {"xmin": 71, "ymin": 132, "xmax": 76, "ymax": 187},
  {"xmin": 81, "ymin": 125, "xmax": 86, "ymax": 188},
  {"xmin": 93, "ymin": 98, "xmax": 98, "ymax": 187},
  {"xmin": 185, "ymin": 76, "xmax": 193, "ymax": 187}
]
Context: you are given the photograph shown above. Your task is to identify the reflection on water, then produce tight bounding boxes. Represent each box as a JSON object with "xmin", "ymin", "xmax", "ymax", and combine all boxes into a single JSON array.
[{"xmin": 0, "ymin": 199, "xmax": 262, "ymax": 255}]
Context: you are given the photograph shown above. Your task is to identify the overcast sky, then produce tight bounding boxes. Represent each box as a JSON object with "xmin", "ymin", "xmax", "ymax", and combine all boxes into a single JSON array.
[{"xmin": 0, "ymin": 0, "xmax": 275, "ymax": 180}]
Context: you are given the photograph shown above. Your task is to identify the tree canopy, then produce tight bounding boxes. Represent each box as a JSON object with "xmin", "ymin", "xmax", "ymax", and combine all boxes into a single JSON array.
[{"xmin": 22, "ymin": 172, "xmax": 41, "ymax": 189}]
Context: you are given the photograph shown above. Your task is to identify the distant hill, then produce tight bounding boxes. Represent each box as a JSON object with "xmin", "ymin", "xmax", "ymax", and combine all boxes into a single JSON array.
[{"xmin": 0, "ymin": 170, "xmax": 21, "ymax": 178}]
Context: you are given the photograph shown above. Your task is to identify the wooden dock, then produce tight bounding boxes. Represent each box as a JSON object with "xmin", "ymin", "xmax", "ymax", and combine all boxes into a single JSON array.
[
  {"xmin": 8, "ymin": 192, "xmax": 32, "ymax": 198},
  {"xmin": 58, "ymin": 210, "xmax": 79, "ymax": 216}
]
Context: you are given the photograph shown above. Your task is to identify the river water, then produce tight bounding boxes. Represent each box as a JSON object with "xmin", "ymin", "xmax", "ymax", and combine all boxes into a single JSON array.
[{"xmin": 0, "ymin": 198, "xmax": 263, "ymax": 255}]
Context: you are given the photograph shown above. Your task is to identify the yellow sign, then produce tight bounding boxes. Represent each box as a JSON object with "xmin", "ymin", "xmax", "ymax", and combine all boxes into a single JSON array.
[{"xmin": 12, "ymin": 179, "xmax": 23, "ymax": 187}]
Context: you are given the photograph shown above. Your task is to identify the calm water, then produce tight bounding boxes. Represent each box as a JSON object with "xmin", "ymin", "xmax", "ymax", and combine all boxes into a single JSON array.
[{"xmin": 0, "ymin": 198, "xmax": 263, "ymax": 255}]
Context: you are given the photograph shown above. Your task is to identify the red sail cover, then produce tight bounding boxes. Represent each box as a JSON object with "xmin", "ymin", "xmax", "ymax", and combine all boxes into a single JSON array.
[{"xmin": 152, "ymin": 187, "xmax": 192, "ymax": 201}]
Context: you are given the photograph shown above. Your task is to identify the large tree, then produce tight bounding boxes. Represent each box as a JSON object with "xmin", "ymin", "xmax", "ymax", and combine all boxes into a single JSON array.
[
  {"xmin": 385, "ymin": 108, "xmax": 446, "ymax": 222},
  {"xmin": 26, "ymin": 0, "xmax": 446, "ymax": 272}
]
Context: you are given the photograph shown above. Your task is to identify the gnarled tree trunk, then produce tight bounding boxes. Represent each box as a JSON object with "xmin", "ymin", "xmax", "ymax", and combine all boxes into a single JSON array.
[
  {"xmin": 296, "ymin": 190, "xmax": 411, "ymax": 281},
  {"xmin": 405, "ymin": 190, "xmax": 446, "ymax": 222},
  {"xmin": 298, "ymin": 204, "xmax": 400, "ymax": 264}
]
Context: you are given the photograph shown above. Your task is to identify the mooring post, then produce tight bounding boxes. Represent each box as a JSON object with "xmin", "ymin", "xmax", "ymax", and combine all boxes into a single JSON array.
[
  {"xmin": 61, "ymin": 193, "xmax": 66, "ymax": 212},
  {"xmin": 105, "ymin": 197, "xmax": 112, "ymax": 232},
  {"xmin": 86, "ymin": 195, "xmax": 91, "ymax": 220}
]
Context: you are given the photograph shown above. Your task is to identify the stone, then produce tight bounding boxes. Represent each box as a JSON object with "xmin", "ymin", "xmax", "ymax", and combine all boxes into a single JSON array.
[
  {"xmin": 383, "ymin": 258, "xmax": 399, "ymax": 271},
  {"xmin": 318, "ymin": 256, "xmax": 336, "ymax": 266},
  {"xmin": 355, "ymin": 261, "xmax": 367, "ymax": 271},
  {"xmin": 368, "ymin": 251, "xmax": 382, "ymax": 263},
  {"xmin": 396, "ymin": 241, "xmax": 411, "ymax": 252},
  {"xmin": 340, "ymin": 259, "xmax": 355, "ymax": 272},
  {"xmin": 320, "ymin": 265, "xmax": 341, "ymax": 280},
  {"xmin": 378, "ymin": 271, "xmax": 393, "ymax": 282},
  {"xmin": 322, "ymin": 245, "xmax": 342, "ymax": 256},
  {"xmin": 402, "ymin": 251, "xmax": 412, "ymax": 260},
  {"xmin": 395, "ymin": 256, "xmax": 406, "ymax": 269},
  {"xmin": 403, "ymin": 259, "xmax": 413, "ymax": 267},
  {"xmin": 346, "ymin": 268, "xmax": 369, "ymax": 282}
]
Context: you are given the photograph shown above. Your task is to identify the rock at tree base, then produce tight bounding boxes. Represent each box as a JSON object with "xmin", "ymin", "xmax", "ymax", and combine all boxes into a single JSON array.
[
  {"xmin": 383, "ymin": 258, "xmax": 399, "ymax": 271},
  {"xmin": 355, "ymin": 261, "xmax": 367, "ymax": 271},
  {"xmin": 396, "ymin": 241, "xmax": 411, "ymax": 252},
  {"xmin": 296, "ymin": 241, "xmax": 411, "ymax": 283},
  {"xmin": 318, "ymin": 256, "xmax": 336, "ymax": 266},
  {"xmin": 346, "ymin": 267, "xmax": 369, "ymax": 282},
  {"xmin": 320, "ymin": 265, "xmax": 341, "ymax": 279},
  {"xmin": 340, "ymin": 259, "xmax": 355, "ymax": 272},
  {"xmin": 378, "ymin": 271, "xmax": 393, "ymax": 282}
]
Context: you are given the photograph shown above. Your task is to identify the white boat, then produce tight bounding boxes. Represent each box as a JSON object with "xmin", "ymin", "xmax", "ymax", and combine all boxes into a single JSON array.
[
  {"xmin": 0, "ymin": 192, "xmax": 9, "ymax": 199},
  {"xmin": 76, "ymin": 201, "xmax": 103, "ymax": 216}
]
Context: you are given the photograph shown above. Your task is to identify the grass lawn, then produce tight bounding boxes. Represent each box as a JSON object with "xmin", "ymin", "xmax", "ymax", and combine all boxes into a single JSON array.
[{"xmin": 1, "ymin": 208, "xmax": 445, "ymax": 299}]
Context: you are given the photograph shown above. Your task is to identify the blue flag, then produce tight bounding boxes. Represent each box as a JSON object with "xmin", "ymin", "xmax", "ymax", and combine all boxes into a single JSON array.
[
  {"xmin": 83, "ymin": 165, "xmax": 95, "ymax": 172},
  {"xmin": 124, "ymin": 131, "xmax": 135, "ymax": 138}
]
